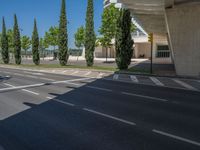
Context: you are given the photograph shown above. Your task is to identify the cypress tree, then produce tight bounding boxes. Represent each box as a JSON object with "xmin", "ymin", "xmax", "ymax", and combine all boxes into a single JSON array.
[
  {"xmin": 32, "ymin": 19, "xmax": 40, "ymax": 65},
  {"xmin": 85, "ymin": 0, "xmax": 95, "ymax": 67},
  {"xmin": 115, "ymin": 9, "xmax": 134, "ymax": 70},
  {"xmin": 13, "ymin": 14, "xmax": 21, "ymax": 65},
  {"xmin": 58, "ymin": 0, "xmax": 68, "ymax": 66},
  {"xmin": 1, "ymin": 17, "xmax": 9, "ymax": 64}
]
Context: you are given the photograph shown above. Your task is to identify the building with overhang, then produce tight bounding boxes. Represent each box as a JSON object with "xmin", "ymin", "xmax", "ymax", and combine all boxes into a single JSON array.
[
  {"xmin": 110, "ymin": 0, "xmax": 200, "ymax": 77},
  {"xmin": 95, "ymin": 0, "xmax": 172, "ymax": 64}
]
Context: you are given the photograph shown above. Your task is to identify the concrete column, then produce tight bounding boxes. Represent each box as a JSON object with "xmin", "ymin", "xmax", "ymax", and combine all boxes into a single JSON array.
[{"xmin": 165, "ymin": 4, "xmax": 200, "ymax": 77}]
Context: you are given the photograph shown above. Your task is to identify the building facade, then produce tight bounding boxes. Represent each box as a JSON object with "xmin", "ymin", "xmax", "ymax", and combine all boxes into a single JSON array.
[
  {"xmin": 95, "ymin": 0, "xmax": 172, "ymax": 64},
  {"xmin": 110, "ymin": 0, "xmax": 200, "ymax": 77}
]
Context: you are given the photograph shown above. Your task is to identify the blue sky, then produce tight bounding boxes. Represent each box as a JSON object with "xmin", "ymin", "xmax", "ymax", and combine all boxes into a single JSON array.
[{"xmin": 0, "ymin": 0, "xmax": 103, "ymax": 48}]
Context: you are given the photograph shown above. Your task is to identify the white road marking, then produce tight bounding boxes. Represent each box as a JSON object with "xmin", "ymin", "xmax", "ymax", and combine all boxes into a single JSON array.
[
  {"xmin": 3, "ymin": 83, "xmax": 14, "ymax": 87},
  {"xmin": 113, "ymin": 74, "xmax": 119, "ymax": 80},
  {"xmin": 173, "ymin": 79, "xmax": 198, "ymax": 91},
  {"xmin": 46, "ymin": 97, "xmax": 75, "ymax": 106},
  {"xmin": 0, "ymin": 83, "xmax": 45, "ymax": 92},
  {"xmin": 153, "ymin": 129, "xmax": 200, "ymax": 147},
  {"xmin": 130, "ymin": 75, "xmax": 139, "ymax": 83},
  {"xmin": 150, "ymin": 77, "xmax": 164, "ymax": 86},
  {"xmin": 122, "ymin": 92, "xmax": 168, "ymax": 102},
  {"xmin": 4, "ymin": 83, "xmax": 39, "ymax": 95},
  {"xmin": 22, "ymin": 89, "xmax": 39, "ymax": 95},
  {"xmin": 86, "ymin": 86, "xmax": 112, "ymax": 92},
  {"xmin": 62, "ymin": 70, "xmax": 67, "ymax": 73},
  {"xmin": 83, "ymin": 108, "xmax": 136, "ymax": 126},
  {"xmin": 84, "ymin": 71, "xmax": 92, "ymax": 76},
  {"xmin": 40, "ymin": 77, "xmax": 55, "ymax": 81},
  {"xmin": 24, "ymin": 71, "xmax": 44, "ymax": 76},
  {"xmin": 71, "ymin": 71, "xmax": 79, "ymax": 75},
  {"xmin": 97, "ymin": 73, "xmax": 105, "ymax": 79}
]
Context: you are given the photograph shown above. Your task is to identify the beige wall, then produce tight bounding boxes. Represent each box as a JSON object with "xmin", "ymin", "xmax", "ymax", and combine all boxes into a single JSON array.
[{"xmin": 166, "ymin": 4, "xmax": 200, "ymax": 76}]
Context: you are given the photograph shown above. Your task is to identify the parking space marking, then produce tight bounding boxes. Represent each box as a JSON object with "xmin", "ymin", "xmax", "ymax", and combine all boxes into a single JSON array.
[
  {"xmin": 86, "ymin": 86, "xmax": 112, "ymax": 92},
  {"xmin": 173, "ymin": 79, "xmax": 198, "ymax": 91},
  {"xmin": 46, "ymin": 97, "xmax": 75, "ymax": 107},
  {"xmin": 153, "ymin": 129, "xmax": 200, "ymax": 147},
  {"xmin": 22, "ymin": 89, "xmax": 39, "ymax": 95},
  {"xmin": 130, "ymin": 75, "xmax": 139, "ymax": 83},
  {"xmin": 83, "ymin": 108, "xmax": 136, "ymax": 126},
  {"xmin": 150, "ymin": 77, "xmax": 164, "ymax": 86},
  {"xmin": 122, "ymin": 92, "xmax": 168, "ymax": 102}
]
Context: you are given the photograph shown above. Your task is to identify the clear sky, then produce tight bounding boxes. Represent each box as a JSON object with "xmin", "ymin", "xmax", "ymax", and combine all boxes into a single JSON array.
[{"xmin": 0, "ymin": 0, "xmax": 103, "ymax": 48}]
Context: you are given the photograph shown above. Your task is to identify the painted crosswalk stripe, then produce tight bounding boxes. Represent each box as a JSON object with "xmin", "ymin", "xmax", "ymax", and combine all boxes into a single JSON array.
[
  {"xmin": 113, "ymin": 74, "xmax": 119, "ymax": 80},
  {"xmin": 173, "ymin": 79, "xmax": 197, "ymax": 91},
  {"xmin": 150, "ymin": 77, "xmax": 164, "ymax": 86},
  {"xmin": 130, "ymin": 75, "xmax": 139, "ymax": 83},
  {"xmin": 84, "ymin": 71, "xmax": 92, "ymax": 76},
  {"xmin": 97, "ymin": 73, "xmax": 105, "ymax": 79}
]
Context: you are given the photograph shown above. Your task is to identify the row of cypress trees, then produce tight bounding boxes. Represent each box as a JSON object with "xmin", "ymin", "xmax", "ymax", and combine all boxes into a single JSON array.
[
  {"xmin": 1, "ymin": 15, "xmax": 40, "ymax": 65},
  {"xmin": 0, "ymin": 0, "xmax": 68, "ymax": 66},
  {"xmin": 1, "ymin": 0, "xmax": 133, "ymax": 69}
]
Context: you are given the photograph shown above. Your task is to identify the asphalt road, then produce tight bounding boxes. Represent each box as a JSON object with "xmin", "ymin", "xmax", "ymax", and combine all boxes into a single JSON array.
[{"xmin": 0, "ymin": 67, "xmax": 200, "ymax": 150}]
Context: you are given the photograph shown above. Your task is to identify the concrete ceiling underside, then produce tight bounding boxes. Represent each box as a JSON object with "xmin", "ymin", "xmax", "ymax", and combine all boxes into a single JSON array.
[{"xmin": 117, "ymin": 0, "xmax": 199, "ymax": 33}]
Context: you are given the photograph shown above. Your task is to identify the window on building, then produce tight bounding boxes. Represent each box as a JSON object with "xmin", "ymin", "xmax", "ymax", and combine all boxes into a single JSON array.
[{"xmin": 156, "ymin": 45, "xmax": 170, "ymax": 58}]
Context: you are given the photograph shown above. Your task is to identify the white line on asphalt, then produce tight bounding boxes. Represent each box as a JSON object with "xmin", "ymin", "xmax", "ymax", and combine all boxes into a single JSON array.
[
  {"xmin": 130, "ymin": 75, "xmax": 139, "ymax": 83},
  {"xmin": 62, "ymin": 70, "xmax": 67, "ymax": 73},
  {"xmin": 0, "ymin": 83, "xmax": 45, "ymax": 92},
  {"xmin": 83, "ymin": 108, "xmax": 136, "ymax": 126},
  {"xmin": 122, "ymin": 92, "xmax": 168, "ymax": 102},
  {"xmin": 97, "ymin": 73, "xmax": 105, "ymax": 79},
  {"xmin": 84, "ymin": 71, "xmax": 92, "ymax": 76},
  {"xmin": 46, "ymin": 97, "xmax": 75, "ymax": 106},
  {"xmin": 152, "ymin": 129, "xmax": 200, "ymax": 147},
  {"xmin": 52, "ymin": 77, "xmax": 91, "ymax": 84},
  {"xmin": 14, "ymin": 73, "xmax": 25, "ymax": 76},
  {"xmin": 150, "ymin": 77, "xmax": 164, "ymax": 86},
  {"xmin": 0, "ymin": 78, "xmax": 90, "ymax": 92},
  {"xmin": 40, "ymin": 77, "xmax": 55, "ymax": 81},
  {"xmin": 86, "ymin": 86, "xmax": 112, "ymax": 92},
  {"xmin": 22, "ymin": 89, "xmax": 39, "ymax": 95},
  {"xmin": 71, "ymin": 71, "xmax": 79, "ymax": 75},
  {"xmin": 173, "ymin": 79, "xmax": 198, "ymax": 91},
  {"xmin": 3, "ymin": 83, "xmax": 14, "ymax": 87},
  {"xmin": 113, "ymin": 74, "xmax": 119, "ymax": 80},
  {"xmin": 4, "ymin": 83, "xmax": 40, "ymax": 95}
]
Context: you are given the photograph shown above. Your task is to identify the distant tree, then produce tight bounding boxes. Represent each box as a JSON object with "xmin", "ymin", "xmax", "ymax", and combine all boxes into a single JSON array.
[
  {"xmin": 115, "ymin": 9, "xmax": 134, "ymax": 70},
  {"xmin": 74, "ymin": 26, "xmax": 85, "ymax": 49},
  {"xmin": 58, "ymin": 0, "xmax": 68, "ymax": 66},
  {"xmin": 85, "ymin": 0, "xmax": 96, "ymax": 67},
  {"xmin": 21, "ymin": 35, "xmax": 31, "ymax": 58},
  {"xmin": 7, "ymin": 29, "xmax": 14, "ymax": 56},
  {"xmin": 39, "ymin": 38, "xmax": 48, "ymax": 60},
  {"xmin": 13, "ymin": 14, "xmax": 21, "ymax": 65},
  {"xmin": 44, "ymin": 26, "xmax": 59, "ymax": 52},
  {"xmin": 32, "ymin": 19, "xmax": 40, "ymax": 65},
  {"xmin": 99, "ymin": 4, "xmax": 120, "ymax": 61},
  {"xmin": 1, "ymin": 17, "xmax": 9, "ymax": 64}
]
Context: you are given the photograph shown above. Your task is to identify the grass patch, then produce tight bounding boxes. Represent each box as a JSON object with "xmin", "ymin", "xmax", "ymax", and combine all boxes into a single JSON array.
[{"xmin": 1, "ymin": 63, "xmax": 118, "ymax": 72}]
